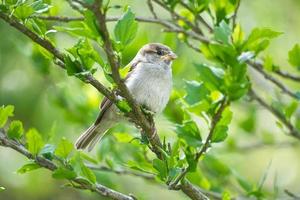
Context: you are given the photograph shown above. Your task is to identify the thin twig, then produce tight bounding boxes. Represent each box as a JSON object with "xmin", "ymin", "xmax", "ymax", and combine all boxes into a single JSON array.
[
  {"xmin": 179, "ymin": 2, "xmax": 213, "ymax": 33},
  {"xmin": 0, "ymin": 12, "xmax": 116, "ymax": 104},
  {"xmin": 285, "ymin": 189, "xmax": 300, "ymax": 199},
  {"xmin": 195, "ymin": 99, "xmax": 229, "ymax": 160},
  {"xmin": 274, "ymin": 69, "xmax": 300, "ymax": 82},
  {"xmin": 248, "ymin": 61, "xmax": 299, "ymax": 100},
  {"xmin": 249, "ymin": 89, "xmax": 300, "ymax": 140},
  {"xmin": 232, "ymin": 0, "xmax": 241, "ymax": 29},
  {"xmin": 147, "ymin": 0, "xmax": 158, "ymax": 19},
  {"xmin": 0, "ymin": 129, "xmax": 135, "ymax": 200},
  {"xmin": 87, "ymin": 165, "xmax": 155, "ymax": 180},
  {"xmin": 169, "ymin": 99, "xmax": 229, "ymax": 190},
  {"xmin": 152, "ymin": 0, "xmax": 204, "ymax": 35},
  {"xmin": 35, "ymin": 15, "xmax": 84, "ymax": 22}
]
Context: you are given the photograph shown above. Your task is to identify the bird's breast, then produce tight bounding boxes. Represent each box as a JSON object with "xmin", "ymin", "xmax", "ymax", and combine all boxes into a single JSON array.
[{"xmin": 125, "ymin": 64, "xmax": 172, "ymax": 113}]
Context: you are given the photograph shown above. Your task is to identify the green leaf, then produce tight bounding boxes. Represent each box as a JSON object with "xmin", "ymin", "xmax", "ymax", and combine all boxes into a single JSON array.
[
  {"xmin": 288, "ymin": 44, "xmax": 300, "ymax": 70},
  {"xmin": 246, "ymin": 28, "xmax": 282, "ymax": 44},
  {"xmin": 17, "ymin": 162, "xmax": 41, "ymax": 174},
  {"xmin": 232, "ymin": 24, "xmax": 245, "ymax": 47},
  {"xmin": 0, "ymin": 186, "xmax": 5, "ymax": 192},
  {"xmin": 55, "ymin": 137, "xmax": 73, "ymax": 159},
  {"xmin": 31, "ymin": 0, "xmax": 51, "ymax": 14},
  {"xmin": 52, "ymin": 167, "xmax": 77, "ymax": 180},
  {"xmin": 203, "ymin": 155, "xmax": 231, "ymax": 176},
  {"xmin": 244, "ymin": 28, "xmax": 282, "ymax": 54},
  {"xmin": 184, "ymin": 147, "xmax": 197, "ymax": 172},
  {"xmin": 0, "ymin": 105, "xmax": 14, "ymax": 127},
  {"xmin": 153, "ymin": 158, "xmax": 168, "ymax": 180},
  {"xmin": 40, "ymin": 144, "xmax": 56, "ymax": 160},
  {"xmin": 80, "ymin": 162, "xmax": 96, "ymax": 183},
  {"xmin": 7, "ymin": 120, "xmax": 23, "ymax": 140},
  {"xmin": 212, "ymin": 106, "xmax": 232, "ymax": 142},
  {"xmin": 70, "ymin": 153, "xmax": 96, "ymax": 183},
  {"xmin": 184, "ymin": 80, "xmax": 209, "ymax": 105},
  {"xmin": 14, "ymin": 3, "xmax": 34, "ymax": 20},
  {"xmin": 114, "ymin": 8, "xmax": 138, "ymax": 47},
  {"xmin": 116, "ymin": 100, "xmax": 132, "ymax": 113},
  {"xmin": 26, "ymin": 128, "xmax": 44, "ymax": 155},
  {"xmin": 214, "ymin": 21, "xmax": 231, "ymax": 45},
  {"xmin": 234, "ymin": 172, "xmax": 252, "ymax": 192},
  {"xmin": 222, "ymin": 190, "xmax": 232, "ymax": 200},
  {"xmin": 195, "ymin": 64, "xmax": 224, "ymax": 91},
  {"xmin": 83, "ymin": 10, "xmax": 100, "ymax": 39},
  {"xmin": 211, "ymin": 125, "xmax": 228, "ymax": 143},
  {"xmin": 80, "ymin": 152, "xmax": 98, "ymax": 164},
  {"xmin": 176, "ymin": 120, "xmax": 202, "ymax": 147},
  {"xmin": 285, "ymin": 101, "xmax": 298, "ymax": 119},
  {"xmin": 64, "ymin": 55, "xmax": 83, "ymax": 76}
]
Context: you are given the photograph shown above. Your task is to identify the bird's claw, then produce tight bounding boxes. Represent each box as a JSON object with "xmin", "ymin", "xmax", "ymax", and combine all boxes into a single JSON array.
[{"xmin": 141, "ymin": 105, "xmax": 155, "ymax": 117}]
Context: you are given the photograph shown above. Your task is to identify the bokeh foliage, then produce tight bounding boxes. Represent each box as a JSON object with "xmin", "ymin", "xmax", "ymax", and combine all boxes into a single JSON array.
[{"xmin": 1, "ymin": 0, "xmax": 300, "ymax": 200}]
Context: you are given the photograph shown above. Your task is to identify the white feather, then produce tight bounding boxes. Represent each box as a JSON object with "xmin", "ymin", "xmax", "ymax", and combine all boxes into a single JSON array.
[{"xmin": 126, "ymin": 61, "xmax": 172, "ymax": 113}]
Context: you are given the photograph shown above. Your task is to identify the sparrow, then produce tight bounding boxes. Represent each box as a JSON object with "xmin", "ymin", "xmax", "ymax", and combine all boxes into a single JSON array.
[{"xmin": 75, "ymin": 43, "xmax": 177, "ymax": 151}]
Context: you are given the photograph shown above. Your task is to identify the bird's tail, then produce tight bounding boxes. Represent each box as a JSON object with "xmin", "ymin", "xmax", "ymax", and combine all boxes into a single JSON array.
[{"xmin": 75, "ymin": 124, "xmax": 108, "ymax": 151}]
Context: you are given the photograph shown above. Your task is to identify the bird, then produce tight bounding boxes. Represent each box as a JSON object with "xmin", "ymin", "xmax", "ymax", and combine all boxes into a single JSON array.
[{"xmin": 75, "ymin": 43, "xmax": 177, "ymax": 151}]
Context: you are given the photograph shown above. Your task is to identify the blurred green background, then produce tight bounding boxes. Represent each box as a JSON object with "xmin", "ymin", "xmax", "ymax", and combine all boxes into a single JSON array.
[{"xmin": 1, "ymin": 0, "xmax": 300, "ymax": 199}]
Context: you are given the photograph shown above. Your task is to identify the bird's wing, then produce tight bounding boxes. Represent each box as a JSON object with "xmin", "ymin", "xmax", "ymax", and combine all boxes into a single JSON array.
[
  {"xmin": 94, "ymin": 96, "xmax": 113, "ymax": 125},
  {"xmin": 94, "ymin": 59, "xmax": 141, "ymax": 125}
]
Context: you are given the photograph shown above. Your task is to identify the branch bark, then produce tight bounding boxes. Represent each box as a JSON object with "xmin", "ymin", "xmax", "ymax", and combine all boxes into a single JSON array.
[
  {"xmin": 0, "ymin": 129, "xmax": 135, "ymax": 200},
  {"xmin": 248, "ymin": 89, "xmax": 300, "ymax": 140},
  {"xmin": 248, "ymin": 61, "xmax": 299, "ymax": 100}
]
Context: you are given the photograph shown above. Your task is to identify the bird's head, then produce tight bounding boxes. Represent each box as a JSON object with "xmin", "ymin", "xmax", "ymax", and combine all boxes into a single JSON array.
[{"xmin": 137, "ymin": 43, "xmax": 177, "ymax": 66}]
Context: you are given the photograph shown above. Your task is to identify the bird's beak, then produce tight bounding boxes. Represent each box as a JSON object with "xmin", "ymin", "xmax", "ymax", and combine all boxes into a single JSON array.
[{"xmin": 162, "ymin": 52, "xmax": 177, "ymax": 61}]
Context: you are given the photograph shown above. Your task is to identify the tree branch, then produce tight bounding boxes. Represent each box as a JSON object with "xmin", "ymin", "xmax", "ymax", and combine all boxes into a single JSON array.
[
  {"xmin": 179, "ymin": 2, "xmax": 213, "ymax": 33},
  {"xmin": 274, "ymin": 69, "xmax": 300, "ymax": 82},
  {"xmin": 0, "ymin": 12, "xmax": 116, "ymax": 104},
  {"xmin": 248, "ymin": 61, "xmax": 299, "ymax": 100},
  {"xmin": 87, "ymin": 165, "xmax": 155, "ymax": 180},
  {"xmin": 248, "ymin": 89, "xmax": 300, "ymax": 140},
  {"xmin": 232, "ymin": 0, "xmax": 241, "ymax": 29},
  {"xmin": 0, "ymin": 129, "xmax": 135, "ymax": 200},
  {"xmin": 168, "ymin": 98, "xmax": 229, "ymax": 190},
  {"xmin": 90, "ymin": 0, "xmax": 163, "ymax": 158}
]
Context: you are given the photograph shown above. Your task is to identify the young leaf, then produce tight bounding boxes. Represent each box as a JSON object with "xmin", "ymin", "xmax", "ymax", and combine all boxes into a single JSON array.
[
  {"xmin": 116, "ymin": 100, "xmax": 132, "ymax": 113},
  {"xmin": 17, "ymin": 162, "xmax": 41, "ymax": 174},
  {"xmin": 211, "ymin": 125, "xmax": 228, "ymax": 143},
  {"xmin": 212, "ymin": 107, "xmax": 232, "ymax": 142},
  {"xmin": 80, "ymin": 162, "xmax": 96, "ymax": 183},
  {"xmin": 195, "ymin": 63, "xmax": 224, "ymax": 91},
  {"xmin": 55, "ymin": 137, "xmax": 74, "ymax": 159},
  {"xmin": 152, "ymin": 158, "xmax": 168, "ymax": 180},
  {"xmin": 52, "ymin": 167, "xmax": 77, "ymax": 180},
  {"xmin": 114, "ymin": 8, "xmax": 138, "ymax": 47},
  {"xmin": 244, "ymin": 28, "xmax": 282, "ymax": 54},
  {"xmin": 26, "ymin": 128, "xmax": 44, "ymax": 155},
  {"xmin": 40, "ymin": 144, "xmax": 56, "ymax": 160},
  {"xmin": 80, "ymin": 152, "xmax": 98, "ymax": 164},
  {"xmin": 288, "ymin": 44, "xmax": 300, "ymax": 70},
  {"xmin": 0, "ymin": 105, "xmax": 14, "ymax": 127},
  {"xmin": 70, "ymin": 153, "xmax": 96, "ymax": 183},
  {"xmin": 184, "ymin": 80, "xmax": 209, "ymax": 105},
  {"xmin": 232, "ymin": 24, "xmax": 245, "ymax": 47},
  {"xmin": 7, "ymin": 120, "xmax": 23, "ymax": 140},
  {"xmin": 64, "ymin": 55, "xmax": 83, "ymax": 76},
  {"xmin": 175, "ymin": 120, "xmax": 202, "ymax": 147},
  {"xmin": 214, "ymin": 21, "xmax": 231, "ymax": 45},
  {"xmin": 14, "ymin": 3, "xmax": 34, "ymax": 20}
]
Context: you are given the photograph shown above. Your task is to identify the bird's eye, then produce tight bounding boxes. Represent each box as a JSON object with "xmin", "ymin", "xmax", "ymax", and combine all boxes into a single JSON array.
[{"xmin": 157, "ymin": 50, "xmax": 163, "ymax": 56}]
